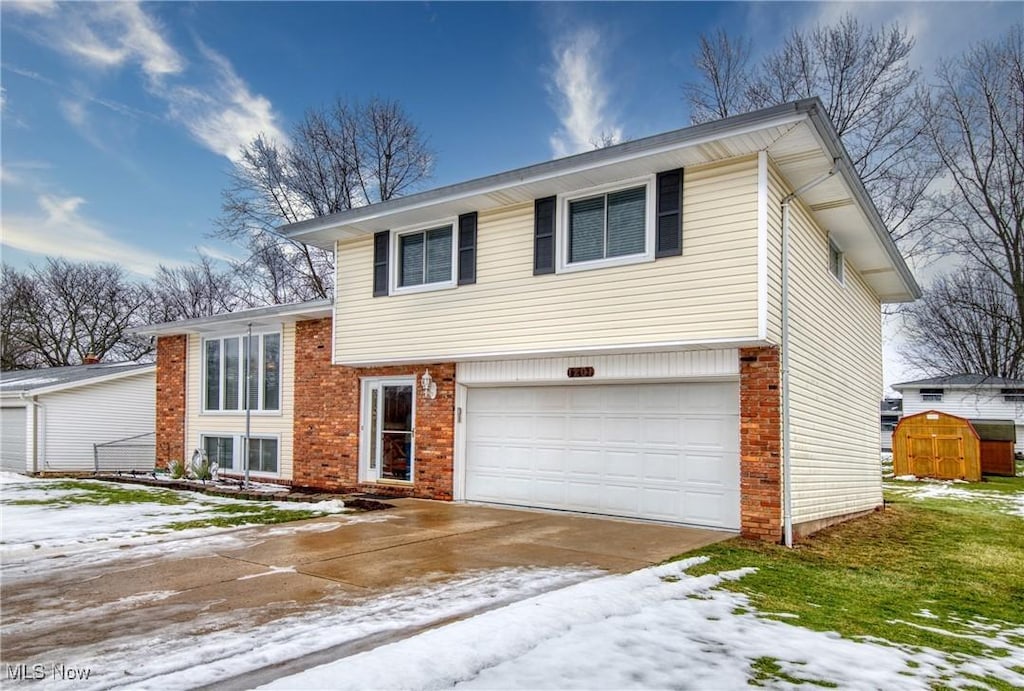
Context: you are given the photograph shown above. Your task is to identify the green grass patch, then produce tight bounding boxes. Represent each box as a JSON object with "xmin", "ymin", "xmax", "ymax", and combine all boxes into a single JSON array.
[
  {"xmin": 748, "ymin": 657, "xmax": 838, "ymax": 688},
  {"xmin": 681, "ymin": 495, "xmax": 1024, "ymax": 661},
  {"xmin": 887, "ymin": 475, "xmax": 1024, "ymax": 495},
  {"xmin": 165, "ymin": 507, "xmax": 326, "ymax": 531},
  {"xmin": 5, "ymin": 480, "xmax": 188, "ymax": 506}
]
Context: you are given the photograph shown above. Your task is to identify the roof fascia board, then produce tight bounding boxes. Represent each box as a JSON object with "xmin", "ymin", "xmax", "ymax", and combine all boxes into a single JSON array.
[
  {"xmin": 800, "ymin": 103, "xmax": 921, "ymax": 299},
  {"xmin": 134, "ymin": 300, "xmax": 333, "ymax": 337},
  {"xmin": 0, "ymin": 365, "xmax": 156, "ymax": 398}
]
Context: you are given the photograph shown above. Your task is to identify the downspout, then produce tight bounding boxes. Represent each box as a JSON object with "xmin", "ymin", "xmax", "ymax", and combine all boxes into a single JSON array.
[
  {"xmin": 779, "ymin": 158, "xmax": 841, "ymax": 547},
  {"xmin": 19, "ymin": 392, "xmax": 43, "ymax": 473}
]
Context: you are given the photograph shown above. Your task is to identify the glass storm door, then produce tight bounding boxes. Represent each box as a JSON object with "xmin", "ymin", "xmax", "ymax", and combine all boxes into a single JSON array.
[{"xmin": 364, "ymin": 381, "xmax": 414, "ymax": 482}]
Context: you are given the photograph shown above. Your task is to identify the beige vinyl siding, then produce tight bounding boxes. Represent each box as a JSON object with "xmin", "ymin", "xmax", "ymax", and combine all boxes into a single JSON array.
[
  {"xmin": 769, "ymin": 165, "xmax": 884, "ymax": 525},
  {"xmin": 36, "ymin": 373, "xmax": 155, "ymax": 472},
  {"xmin": 334, "ymin": 157, "xmax": 761, "ymax": 363},
  {"xmin": 184, "ymin": 325, "xmax": 296, "ymax": 480}
]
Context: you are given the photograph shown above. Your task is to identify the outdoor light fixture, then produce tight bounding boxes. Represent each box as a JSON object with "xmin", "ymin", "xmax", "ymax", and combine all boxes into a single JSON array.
[{"xmin": 421, "ymin": 370, "xmax": 437, "ymax": 399}]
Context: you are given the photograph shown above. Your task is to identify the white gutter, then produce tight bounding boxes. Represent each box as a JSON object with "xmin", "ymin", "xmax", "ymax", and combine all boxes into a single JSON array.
[
  {"xmin": 780, "ymin": 159, "xmax": 841, "ymax": 548},
  {"xmin": 19, "ymin": 392, "xmax": 43, "ymax": 473}
]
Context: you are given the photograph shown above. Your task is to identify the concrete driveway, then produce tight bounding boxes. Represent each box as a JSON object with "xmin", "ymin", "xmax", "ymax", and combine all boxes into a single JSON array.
[{"xmin": 1, "ymin": 499, "xmax": 731, "ymax": 685}]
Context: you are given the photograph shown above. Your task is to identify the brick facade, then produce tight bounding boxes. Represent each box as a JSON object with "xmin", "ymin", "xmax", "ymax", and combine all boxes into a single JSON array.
[
  {"xmin": 155, "ymin": 334, "xmax": 187, "ymax": 468},
  {"xmin": 292, "ymin": 318, "xmax": 455, "ymax": 499},
  {"xmin": 738, "ymin": 346, "xmax": 783, "ymax": 542}
]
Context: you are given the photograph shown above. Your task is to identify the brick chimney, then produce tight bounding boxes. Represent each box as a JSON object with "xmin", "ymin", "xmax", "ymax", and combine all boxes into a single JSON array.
[{"xmin": 83, "ymin": 353, "xmax": 101, "ymax": 365}]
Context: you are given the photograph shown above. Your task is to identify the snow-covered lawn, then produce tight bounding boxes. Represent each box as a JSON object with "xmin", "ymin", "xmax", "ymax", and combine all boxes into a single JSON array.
[
  {"xmin": 885, "ymin": 475, "xmax": 1024, "ymax": 517},
  {"xmin": 261, "ymin": 557, "xmax": 1024, "ymax": 691},
  {"xmin": 0, "ymin": 472, "xmax": 353, "ymax": 577},
  {"xmin": 4, "ymin": 471, "xmax": 1021, "ymax": 690}
]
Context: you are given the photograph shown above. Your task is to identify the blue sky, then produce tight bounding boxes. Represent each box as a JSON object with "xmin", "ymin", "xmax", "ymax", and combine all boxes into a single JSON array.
[{"xmin": 3, "ymin": 1, "xmax": 1018, "ymax": 278}]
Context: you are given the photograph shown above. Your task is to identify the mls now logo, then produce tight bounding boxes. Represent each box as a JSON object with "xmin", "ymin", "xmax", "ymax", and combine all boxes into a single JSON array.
[{"xmin": 6, "ymin": 664, "xmax": 92, "ymax": 682}]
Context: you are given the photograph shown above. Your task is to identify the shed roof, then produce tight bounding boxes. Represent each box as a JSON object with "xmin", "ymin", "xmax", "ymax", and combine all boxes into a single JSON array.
[
  {"xmin": 892, "ymin": 374, "xmax": 1024, "ymax": 389},
  {"xmin": 969, "ymin": 419, "xmax": 1018, "ymax": 442},
  {"xmin": 0, "ymin": 362, "xmax": 154, "ymax": 398}
]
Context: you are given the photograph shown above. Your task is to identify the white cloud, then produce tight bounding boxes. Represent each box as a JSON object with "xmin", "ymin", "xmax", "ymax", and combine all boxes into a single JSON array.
[
  {"xmin": 1, "ymin": 194, "xmax": 183, "ymax": 277},
  {"xmin": 8, "ymin": 2, "xmax": 285, "ymax": 163},
  {"xmin": 3, "ymin": 1, "xmax": 57, "ymax": 17},
  {"xmin": 164, "ymin": 42, "xmax": 288, "ymax": 163},
  {"xmin": 547, "ymin": 26, "xmax": 622, "ymax": 158},
  {"xmin": 52, "ymin": 2, "xmax": 184, "ymax": 78}
]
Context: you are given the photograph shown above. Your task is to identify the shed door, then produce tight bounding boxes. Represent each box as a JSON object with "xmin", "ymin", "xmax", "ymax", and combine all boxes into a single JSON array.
[
  {"xmin": 464, "ymin": 382, "xmax": 740, "ymax": 529},
  {"xmin": 1, "ymin": 406, "xmax": 27, "ymax": 473},
  {"xmin": 907, "ymin": 434, "xmax": 966, "ymax": 479}
]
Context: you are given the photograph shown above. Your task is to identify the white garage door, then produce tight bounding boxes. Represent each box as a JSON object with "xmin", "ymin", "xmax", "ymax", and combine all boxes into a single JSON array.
[
  {"xmin": 1, "ymin": 406, "xmax": 28, "ymax": 473},
  {"xmin": 465, "ymin": 382, "xmax": 740, "ymax": 529}
]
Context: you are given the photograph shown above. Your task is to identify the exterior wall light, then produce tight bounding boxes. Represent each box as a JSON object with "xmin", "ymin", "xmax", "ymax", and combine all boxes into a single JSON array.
[{"xmin": 421, "ymin": 369, "xmax": 437, "ymax": 399}]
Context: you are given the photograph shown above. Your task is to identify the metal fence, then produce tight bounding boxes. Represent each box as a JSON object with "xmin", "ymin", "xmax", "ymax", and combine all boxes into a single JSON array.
[{"xmin": 93, "ymin": 432, "xmax": 156, "ymax": 473}]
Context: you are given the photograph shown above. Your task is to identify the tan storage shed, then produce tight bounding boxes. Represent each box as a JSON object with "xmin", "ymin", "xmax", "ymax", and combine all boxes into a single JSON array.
[{"xmin": 892, "ymin": 411, "xmax": 981, "ymax": 482}]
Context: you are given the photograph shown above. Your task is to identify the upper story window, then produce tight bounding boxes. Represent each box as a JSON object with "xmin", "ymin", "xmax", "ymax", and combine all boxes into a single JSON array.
[
  {"xmin": 203, "ymin": 332, "xmax": 281, "ymax": 412},
  {"xmin": 393, "ymin": 222, "xmax": 457, "ymax": 294},
  {"xmin": 828, "ymin": 237, "xmax": 844, "ymax": 283},
  {"xmin": 1002, "ymin": 388, "xmax": 1024, "ymax": 402},
  {"xmin": 557, "ymin": 177, "xmax": 656, "ymax": 273},
  {"xmin": 920, "ymin": 388, "xmax": 944, "ymax": 402}
]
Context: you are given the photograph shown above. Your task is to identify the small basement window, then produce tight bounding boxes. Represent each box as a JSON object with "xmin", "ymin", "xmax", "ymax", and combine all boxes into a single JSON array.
[
  {"xmin": 1001, "ymin": 388, "xmax": 1024, "ymax": 402},
  {"xmin": 920, "ymin": 388, "xmax": 944, "ymax": 402},
  {"xmin": 828, "ymin": 237, "xmax": 844, "ymax": 282}
]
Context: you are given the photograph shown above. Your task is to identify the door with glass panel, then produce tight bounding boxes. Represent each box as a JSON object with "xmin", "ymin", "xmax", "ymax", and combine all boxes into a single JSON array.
[{"xmin": 362, "ymin": 380, "xmax": 415, "ymax": 482}]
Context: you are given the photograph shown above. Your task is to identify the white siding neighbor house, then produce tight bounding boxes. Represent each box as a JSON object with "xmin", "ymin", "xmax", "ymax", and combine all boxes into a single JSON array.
[
  {"xmin": 894, "ymin": 375, "xmax": 1024, "ymax": 454},
  {"xmin": 0, "ymin": 362, "xmax": 156, "ymax": 474}
]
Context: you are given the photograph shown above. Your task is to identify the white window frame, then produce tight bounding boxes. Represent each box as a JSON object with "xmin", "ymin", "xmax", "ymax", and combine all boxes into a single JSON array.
[
  {"xmin": 201, "ymin": 330, "xmax": 282, "ymax": 416},
  {"xmin": 920, "ymin": 388, "xmax": 944, "ymax": 402},
  {"xmin": 556, "ymin": 175, "xmax": 656, "ymax": 274},
  {"xmin": 358, "ymin": 376, "xmax": 417, "ymax": 484},
  {"xmin": 199, "ymin": 433, "xmax": 281, "ymax": 478},
  {"xmin": 390, "ymin": 218, "xmax": 459, "ymax": 295},
  {"xmin": 827, "ymin": 235, "xmax": 845, "ymax": 285},
  {"xmin": 199, "ymin": 433, "xmax": 237, "ymax": 471}
]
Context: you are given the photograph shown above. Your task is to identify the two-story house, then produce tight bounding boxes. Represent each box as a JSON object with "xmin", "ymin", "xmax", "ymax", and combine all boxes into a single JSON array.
[
  {"xmin": 141, "ymin": 99, "xmax": 920, "ymax": 545},
  {"xmin": 893, "ymin": 375, "xmax": 1024, "ymax": 454}
]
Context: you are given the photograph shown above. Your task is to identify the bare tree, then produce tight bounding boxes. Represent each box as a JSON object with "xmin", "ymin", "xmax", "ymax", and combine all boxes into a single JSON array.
[
  {"xmin": 218, "ymin": 97, "xmax": 432, "ymax": 302},
  {"xmin": 902, "ymin": 268, "xmax": 1022, "ymax": 379},
  {"xmin": 683, "ymin": 15, "xmax": 937, "ymax": 253},
  {"xmin": 149, "ymin": 256, "xmax": 239, "ymax": 322},
  {"xmin": 919, "ymin": 25, "xmax": 1024, "ymax": 336},
  {"xmin": 684, "ymin": 29, "xmax": 752, "ymax": 121},
  {"xmin": 0, "ymin": 268, "xmax": 43, "ymax": 370},
  {"xmin": 1, "ymin": 259, "xmax": 153, "ymax": 368}
]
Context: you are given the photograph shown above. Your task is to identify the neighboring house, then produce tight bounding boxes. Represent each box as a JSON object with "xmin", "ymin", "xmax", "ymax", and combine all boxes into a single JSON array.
[
  {"xmin": 0, "ymin": 362, "xmax": 156, "ymax": 474},
  {"xmin": 880, "ymin": 398, "xmax": 903, "ymax": 452},
  {"xmin": 140, "ymin": 99, "xmax": 920, "ymax": 544},
  {"xmin": 893, "ymin": 375, "xmax": 1024, "ymax": 454}
]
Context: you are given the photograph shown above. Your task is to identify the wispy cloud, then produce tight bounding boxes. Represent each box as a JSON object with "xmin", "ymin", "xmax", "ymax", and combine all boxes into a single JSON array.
[
  {"xmin": 547, "ymin": 26, "xmax": 622, "ymax": 158},
  {"xmin": 6, "ymin": 2, "xmax": 285, "ymax": 163},
  {"xmin": 164, "ymin": 42, "xmax": 287, "ymax": 162},
  {"xmin": 1, "ymin": 194, "xmax": 182, "ymax": 277}
]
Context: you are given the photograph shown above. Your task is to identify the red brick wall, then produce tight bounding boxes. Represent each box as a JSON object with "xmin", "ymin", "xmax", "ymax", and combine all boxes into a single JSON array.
[
  {"xmin": 739, "ymin": 346, "xmax": 783, "ymax": 542},
  {"xmin": 155, "ymin": 334, "xmax": 187, "ymax": 468},
  {"xmin": 292, "ymin": 318, "xmax": 455, "ymax": 499}
]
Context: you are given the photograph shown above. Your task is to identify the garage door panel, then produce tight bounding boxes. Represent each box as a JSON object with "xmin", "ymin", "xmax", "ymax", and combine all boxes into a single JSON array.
[
  {"xmin": 1, "ymin": 407, "xmax": 27, "ymax": 473},
  {"xmin": 465, "ymin": 382, "xmax": 740, "ymax": 530}
]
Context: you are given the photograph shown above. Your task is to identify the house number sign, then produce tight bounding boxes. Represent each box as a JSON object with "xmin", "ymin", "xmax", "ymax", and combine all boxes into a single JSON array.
[{"xmin": 567, "ymin": 367, "xmax": 595, "ymax": 378}]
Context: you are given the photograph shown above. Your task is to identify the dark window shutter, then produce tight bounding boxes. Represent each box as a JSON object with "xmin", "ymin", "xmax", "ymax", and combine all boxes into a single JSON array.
[
  {"xmin": 373, "ymin": 230, "xmax": 390, "ymax": 297},
  {"xmin": 656, "ymin": 169, "xmax": 683, "ymax": 258},
  {"xmin": 458, "ymin": 212, "xmax": 477, "ymax": 285},
  {"xmin": 534, "ymin": 196, "xmax": 556, "ymax": 275}
]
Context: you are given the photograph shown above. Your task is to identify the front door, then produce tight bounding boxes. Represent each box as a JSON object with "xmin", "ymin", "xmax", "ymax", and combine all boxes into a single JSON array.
[{"xmin": 362, "ymin": 380, "xmax": 415, "ymax": 483}]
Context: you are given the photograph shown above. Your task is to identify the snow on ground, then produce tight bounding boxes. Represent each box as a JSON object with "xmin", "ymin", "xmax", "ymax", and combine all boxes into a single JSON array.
[
  {"xmin": 45, "ymin": 566, "xmax": 600, "ymax": 691},
  {"xmin": 262, "ymin": 557, "xmax": 1024, "ymax": 691},
  {"xmin": 885, "ymin": 477, "xmax": 1024, "ymax": 517},
  {"xmin": 0, "ymin": 472, "xmax": 376, "ymax": 577}
]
